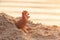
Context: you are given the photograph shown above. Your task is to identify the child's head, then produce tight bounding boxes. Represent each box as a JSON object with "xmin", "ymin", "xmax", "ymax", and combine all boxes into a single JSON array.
[{"xmin": 22, "ymin": 10, "xmax": 29, "ymax": 15}]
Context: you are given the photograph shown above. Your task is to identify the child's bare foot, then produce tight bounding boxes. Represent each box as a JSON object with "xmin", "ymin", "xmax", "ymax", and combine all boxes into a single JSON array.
[{"xmin": 21, "ymin": 28, "xmax": 28, "ymax": 33}]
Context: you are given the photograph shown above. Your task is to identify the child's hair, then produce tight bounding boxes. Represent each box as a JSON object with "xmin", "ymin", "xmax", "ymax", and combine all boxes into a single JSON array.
[{"xmin": 22, "ymin": 10, "xmax": 28, "ymax": 14}]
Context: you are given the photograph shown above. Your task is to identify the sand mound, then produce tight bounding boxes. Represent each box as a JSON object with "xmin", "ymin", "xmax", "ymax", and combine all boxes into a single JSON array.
[{"xmin": 0, "ymin": 13, "xmax": 60, "ymax": 40}]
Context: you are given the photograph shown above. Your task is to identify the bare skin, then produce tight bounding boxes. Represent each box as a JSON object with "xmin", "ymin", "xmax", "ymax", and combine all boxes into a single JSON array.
[{"xmin": 15, "ymin": 10, "xmax": 31, "ymax": 33}]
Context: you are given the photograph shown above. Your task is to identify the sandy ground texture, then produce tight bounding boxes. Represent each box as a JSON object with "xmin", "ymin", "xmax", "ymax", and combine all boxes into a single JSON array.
[{"xmin": 0, "ymin": 13, "xmax": 60, "ymax": 40}]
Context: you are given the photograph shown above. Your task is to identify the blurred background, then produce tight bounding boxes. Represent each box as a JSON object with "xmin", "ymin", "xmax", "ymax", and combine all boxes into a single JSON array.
[{"xmin": 0, "ymin": 0, "xmax": 60, "ymax": 26}]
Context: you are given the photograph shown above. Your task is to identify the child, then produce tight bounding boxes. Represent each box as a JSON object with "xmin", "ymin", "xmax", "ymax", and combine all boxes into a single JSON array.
[{"xmin": 15, "ymin": 10, "xmax": 31, "ymax": 33}]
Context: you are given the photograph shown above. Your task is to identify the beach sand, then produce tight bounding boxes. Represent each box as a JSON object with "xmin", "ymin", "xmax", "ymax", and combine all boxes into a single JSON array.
[{"xmin": 0, "ymin": 13, "xmax": 60, "ymax": 40}]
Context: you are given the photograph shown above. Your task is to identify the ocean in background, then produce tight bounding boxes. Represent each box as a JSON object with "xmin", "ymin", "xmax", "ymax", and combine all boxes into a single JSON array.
[{"xmin": 0, "ymin": 0, "xmax": 60, "ymax": 26}]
